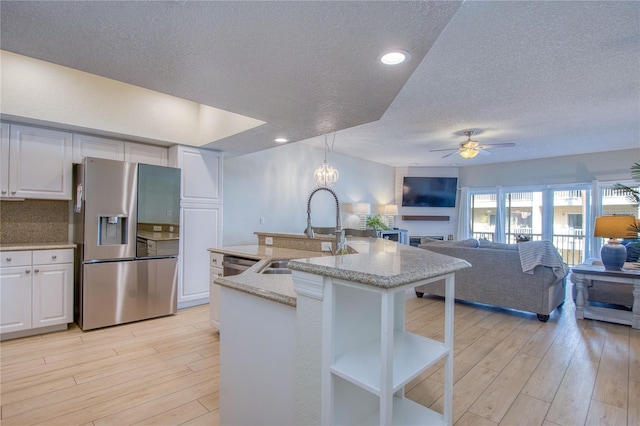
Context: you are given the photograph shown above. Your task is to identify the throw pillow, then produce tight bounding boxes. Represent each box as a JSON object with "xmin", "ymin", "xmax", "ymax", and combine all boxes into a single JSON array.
[{"xmin": 478, "ymin": 238, "xmax": 518, "ymax": 250}]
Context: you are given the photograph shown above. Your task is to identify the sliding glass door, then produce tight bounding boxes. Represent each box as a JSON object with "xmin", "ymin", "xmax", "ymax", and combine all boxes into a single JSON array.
[
  {"xmin": 468, "ymin": 184, "xmax": 594, "ymax": 266},
  {"xmin": 552, "ymin": 189, "xmax": 588, "ymax": 266}
]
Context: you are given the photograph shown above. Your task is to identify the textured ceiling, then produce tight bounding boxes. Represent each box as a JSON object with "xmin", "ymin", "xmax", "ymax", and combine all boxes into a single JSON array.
[{"xmin": 0, "ymin": 1, "xmax": 638, "ymax": 167}]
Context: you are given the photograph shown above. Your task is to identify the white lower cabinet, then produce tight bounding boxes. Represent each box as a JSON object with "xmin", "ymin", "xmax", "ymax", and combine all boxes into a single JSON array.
[
  {"xmin": 0, "ymin": 265, "xmax": 32, "ymax": 333},
  {"xmin": 0, "ymin": 249, "xmax": 74, "ymax": 340},
  {"xmin": 170, "ymin": 145, "xmax": 223, "ymax": 309},
  {"xmin": 177, "ymin": 204, "xmax": 222, "ymax": 308}
]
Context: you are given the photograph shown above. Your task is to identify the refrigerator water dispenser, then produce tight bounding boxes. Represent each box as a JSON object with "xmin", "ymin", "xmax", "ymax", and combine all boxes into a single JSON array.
[{"xmin": 98, "ymin": 216, "xmax": 128, "ymax": 245}]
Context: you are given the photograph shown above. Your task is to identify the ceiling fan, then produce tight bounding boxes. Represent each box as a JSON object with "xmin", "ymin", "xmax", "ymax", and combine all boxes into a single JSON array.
[{"xmin": 431, "ymin": 131, "xmax": 516, "ymax": 159}]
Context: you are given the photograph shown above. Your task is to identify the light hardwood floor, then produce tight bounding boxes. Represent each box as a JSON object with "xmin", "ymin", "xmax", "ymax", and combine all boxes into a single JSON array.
[{"xmin": 1, "ymin": 288, "xmax": 638, "ymax": 425}]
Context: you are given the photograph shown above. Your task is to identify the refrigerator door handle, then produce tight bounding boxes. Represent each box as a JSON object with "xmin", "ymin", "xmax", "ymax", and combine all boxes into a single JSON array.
[{"xmin": 75, "ymin": 183, "xmax": 83, "ymax": 213}]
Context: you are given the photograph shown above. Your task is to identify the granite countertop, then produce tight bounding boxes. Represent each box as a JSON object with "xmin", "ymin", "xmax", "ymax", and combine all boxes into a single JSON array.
[
  {"xmin": 209, "ymin": 244, "xmax": 329, "ymax": 307},
  {"xmin": 289, "ymin": 238, "xmax": 471, "ymax": 288},
  {"xmin": 208, "ymin": 244, "xmax": 325, "ymax": 261},
  {"xmin": 215, "ymin": 262, "xmax": 299, "ymax": 307},
  {"xmin": 0, "ymin": 242, "xmax": 77, "ymax": 251},
  {"xmin": 211, "ymin": 236, "xmax": 470, "ymax": 306},
  {"xmin": 137, "ymin": 230, "xmax": 180, "ymax": 241}
]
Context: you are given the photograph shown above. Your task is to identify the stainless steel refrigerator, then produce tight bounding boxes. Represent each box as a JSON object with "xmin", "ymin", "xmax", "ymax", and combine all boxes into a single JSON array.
[{"xmin": 73, "ymin": 157, "xmax": 181, "ymax": 330}]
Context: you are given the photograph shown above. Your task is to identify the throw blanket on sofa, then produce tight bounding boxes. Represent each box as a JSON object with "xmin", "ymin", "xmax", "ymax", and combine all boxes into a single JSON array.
[{"xmin": 518, "ymin": 240, "xmax": 569, "ymax": 279}]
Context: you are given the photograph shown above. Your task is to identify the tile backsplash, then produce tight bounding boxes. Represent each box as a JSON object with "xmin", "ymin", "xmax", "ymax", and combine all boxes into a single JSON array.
[{"xmin": 0, "ymin": 200, "xmax": 69, "ymax": 244}]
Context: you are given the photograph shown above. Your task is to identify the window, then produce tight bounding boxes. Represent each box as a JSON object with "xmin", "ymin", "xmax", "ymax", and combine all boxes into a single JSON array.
[
  {"xmin": 466, "ymin": 181, "xmax": 638, "ymax": 265},
  {"xmin": 567, "ymin": 213, "xmax": 583, "ymax": 231},
  {"xmin": 469, "ymin": 193, "xmax": 497, "ymax": 241},
  {"xmin": 504, "ymin": 191, "xmax": 538, "ymax": 243}
]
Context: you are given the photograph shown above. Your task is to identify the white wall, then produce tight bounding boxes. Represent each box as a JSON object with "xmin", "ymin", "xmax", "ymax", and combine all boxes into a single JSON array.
[
  {"xmin": 223, "ymin": 143, "xmax": 395, "ymax": 246},
  {"xmin": 224, "ymin": 148, "xmax": 639, "ymax": 246},
  {"xmin": 459, "ymin": 149, "xmax": 639, "ymax": 188}
]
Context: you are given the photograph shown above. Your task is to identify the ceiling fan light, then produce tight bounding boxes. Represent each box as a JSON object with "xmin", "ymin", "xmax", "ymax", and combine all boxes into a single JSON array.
[{"xmin": 459, "ymin": 149, "xmax": 479, "ymax": 159}]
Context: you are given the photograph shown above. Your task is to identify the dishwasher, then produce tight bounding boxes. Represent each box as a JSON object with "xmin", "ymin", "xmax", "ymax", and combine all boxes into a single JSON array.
[{"xmin": 222, "ymin": 255, "xmax": 258, "ymax": 276}]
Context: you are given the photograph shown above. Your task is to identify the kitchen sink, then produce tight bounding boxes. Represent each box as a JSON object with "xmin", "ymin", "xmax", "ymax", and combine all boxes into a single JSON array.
[
  {"xmin": 260, "ymin": 260, "xmax": 291, "ymax": 274},
  {"xmin": 261, "ymin": 268, "xmax": 291, "ymax": 274}
]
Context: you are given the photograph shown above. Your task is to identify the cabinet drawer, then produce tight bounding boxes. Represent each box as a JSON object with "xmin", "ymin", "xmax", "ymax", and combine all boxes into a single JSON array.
[
  {"xmin": 210, "ymin": 252, "xmax": 224, "ymax": 268},
  {"xmin": 0, "ymin": 251, "xmax": 31, "ymax": 267},
  {"xmin": 147, "ymin": 240, "xmax": 156, "ymax": 251},
  {"xmin": 211, "ymin": 266, "xmax": 223, "ymax": 281},
  {"xmin": 32, "ymin": 249, "xmax": 73, "ymax": 265}
]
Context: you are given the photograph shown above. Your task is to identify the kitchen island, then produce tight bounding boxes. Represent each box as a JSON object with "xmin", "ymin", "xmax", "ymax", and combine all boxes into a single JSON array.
[{"xmin": 212, "ymin": 233, "xmax": 470, "ymax": 425}]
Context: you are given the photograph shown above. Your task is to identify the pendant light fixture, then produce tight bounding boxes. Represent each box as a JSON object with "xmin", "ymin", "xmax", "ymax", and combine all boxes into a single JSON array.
[{"xmin": 313, "ymin": 133, "xmax": 339, "ymax": 187}]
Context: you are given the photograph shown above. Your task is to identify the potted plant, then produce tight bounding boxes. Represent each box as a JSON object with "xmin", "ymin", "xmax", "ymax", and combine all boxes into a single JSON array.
[
  {"xmin": 614, "ymin": 162, "xmax": 640, "ymax": 263},
  {"xmin": 366, "ymin": 215, "xmax": 390, "ymax": 231}
]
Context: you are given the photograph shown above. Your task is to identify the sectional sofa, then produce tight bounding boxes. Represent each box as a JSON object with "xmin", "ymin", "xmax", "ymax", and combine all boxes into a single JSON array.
[{"xmin": 416, "ymin": 238, "xmax": 569, "ymax": 321}]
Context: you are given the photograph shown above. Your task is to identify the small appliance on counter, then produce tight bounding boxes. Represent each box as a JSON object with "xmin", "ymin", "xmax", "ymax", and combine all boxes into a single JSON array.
[{"xmin": 73, "ymin": 157, "xmax": 181, "ymax": 330}]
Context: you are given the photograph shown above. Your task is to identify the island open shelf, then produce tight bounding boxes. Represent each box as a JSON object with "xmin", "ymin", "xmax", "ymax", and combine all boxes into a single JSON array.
[
  {"xmin": 325, "ymin": 273, "xmax": 455, "ymax": 425},
  {"xmin": 330, "ymin": 330, "xmax": 449, "ymax": 395}
]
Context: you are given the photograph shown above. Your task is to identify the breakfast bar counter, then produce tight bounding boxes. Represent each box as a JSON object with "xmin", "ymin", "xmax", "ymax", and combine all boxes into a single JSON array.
[{"xmin": 214, "ymin": 233, "xmax": 469, "ymax": 426}]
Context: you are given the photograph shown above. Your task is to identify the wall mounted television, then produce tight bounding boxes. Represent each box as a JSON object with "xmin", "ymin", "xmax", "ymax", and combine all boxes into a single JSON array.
[{"xmin": 401, "ymin": 176, "xmax": 458, "ymax": 207}]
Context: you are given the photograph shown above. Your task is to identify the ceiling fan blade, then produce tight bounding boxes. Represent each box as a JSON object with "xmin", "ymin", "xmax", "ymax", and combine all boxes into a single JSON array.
[
  {"xmin": 477, "ymin": 149, "xmax": 492, "ymax": 156},
  {"xmin": 430, "ymin": 148, "xmax": 459, "ymax": 152},
  {"xmin": 441, "ymin": 151, "xmax": 458, "ymax": 158},
  {"xmin": 477, "ymin": 143, "xmax": 516, "ymax": 149}
]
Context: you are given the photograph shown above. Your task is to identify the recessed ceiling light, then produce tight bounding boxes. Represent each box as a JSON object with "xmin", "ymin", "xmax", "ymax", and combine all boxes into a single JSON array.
[
  {"xmin": 274, "ymin": 137, "xmax": 288, "ymax": 143},
  {"xmin": 379, "ymin": 50, "xmax": 411, "ymax": 65}
]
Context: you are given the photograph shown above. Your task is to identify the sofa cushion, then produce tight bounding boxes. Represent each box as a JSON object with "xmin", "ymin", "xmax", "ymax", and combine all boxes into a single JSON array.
[{"xmin": 478, "ymin": 238, "xmax": 518, "ymax": 250}]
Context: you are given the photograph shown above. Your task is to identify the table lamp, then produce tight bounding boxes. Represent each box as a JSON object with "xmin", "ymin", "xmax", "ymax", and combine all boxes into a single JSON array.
[
  {"xmin": 354, "ymin": 203, "xmax": 371, "ymax": 230},
  {"xmin": 593, "ymin": 215, "xmax": 637, "ymax": 270},
  {"xmin": 383, "ymin": 204, "xmax": 398, "ymax": 228}
]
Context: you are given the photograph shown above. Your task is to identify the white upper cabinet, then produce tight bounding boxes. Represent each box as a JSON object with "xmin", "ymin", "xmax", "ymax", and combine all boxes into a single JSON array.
[
  {"xmin": 169, "ymin": 145, "xmax": 222, "ymax": 204},
  {"xmin": 3, "ymin": 124, "xmax": 72, "ymax": 200},
  {"xmin": 72, "ymin": 134, "xmax": 125, "ymax": 163},
  {"xmin": 124, "ymin": 142, "xmax": 168, "ymax": 166},
  {"xmin": 73, "ymin": 134, "xmax": 167, "ymax": 166},
  {"xmin": 1, "ymin": 123, "xmax": 9, "ymax": 197}
]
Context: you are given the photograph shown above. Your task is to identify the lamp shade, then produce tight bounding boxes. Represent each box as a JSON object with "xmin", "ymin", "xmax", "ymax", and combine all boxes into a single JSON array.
[
  {"xmin": 593, "ymin": 216, "xmax": 637, "ymax": 239},
  {"xmin": 354, "ymin": 203, "xmax": 371, "ymax": 215},
  {"xmin": 384, "ymin": 204, "xmax": 398, "ymax": 216},
  {"xmin": 594, "ymin": 215, "xmax": 637, "ymax": 271}
]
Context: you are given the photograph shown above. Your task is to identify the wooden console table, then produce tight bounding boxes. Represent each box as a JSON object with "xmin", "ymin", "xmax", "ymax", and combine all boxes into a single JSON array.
[{"xmin": 571, "ymin": 263, "xmax": 640, "ymax": 329}]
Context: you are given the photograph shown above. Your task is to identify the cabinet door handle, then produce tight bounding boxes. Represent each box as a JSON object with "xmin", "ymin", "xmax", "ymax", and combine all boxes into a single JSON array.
[
  {"xmin": 25, "ymin": 270, "xmax": 31, "ymax": 274},
  {"xmin": 1, "ymin": 190, "xmax": 6, "ymax": 194},
  {"xmin": 34, "ymin": 269, "xmax": 40, "ymax": 273},
  {"xmin": 10, "ymin": 191, "xmax": 16, "ymax": 195},
  {"xmin": 52, "ymin": 255, "xmax": 57, "ymax": 260},
  {"xmin": 6, "ymin": 257, "xmax": 11, "ymax": 262}
]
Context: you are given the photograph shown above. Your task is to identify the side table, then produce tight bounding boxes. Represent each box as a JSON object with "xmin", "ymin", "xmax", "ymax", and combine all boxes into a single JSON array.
[{"xmin": 571, "ymin": 263, "xmax": 640, "ymax": 329}]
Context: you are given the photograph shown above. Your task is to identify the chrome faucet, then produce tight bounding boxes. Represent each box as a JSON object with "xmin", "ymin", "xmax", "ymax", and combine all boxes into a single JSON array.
[{"xmin": 305, "ymin": 187, "xmax": 347, "ymax": 254}]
